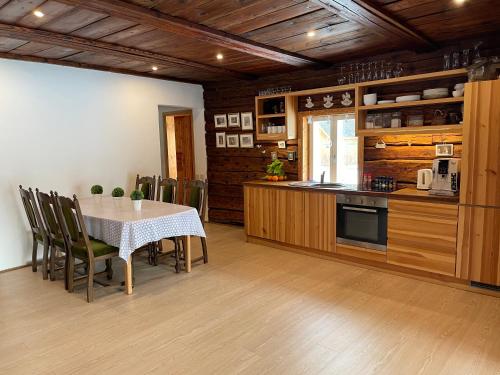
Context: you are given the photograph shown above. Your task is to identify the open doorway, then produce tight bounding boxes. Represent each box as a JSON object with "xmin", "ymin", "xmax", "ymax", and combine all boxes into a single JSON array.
[{"xmin": 162, "ymin": 110, "xmax": 195, "ymax": 200}]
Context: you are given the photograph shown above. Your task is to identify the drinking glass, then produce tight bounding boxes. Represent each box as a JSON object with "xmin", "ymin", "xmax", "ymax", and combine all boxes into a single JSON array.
[
  {"xmin": 393, "ymin": 63, "xmax": 403, "ymax": 77},
  {"xmin": 338, "ymin": 65, "xmax": 346, "ymax": 85},
  {"xmin": 385, "ymin": 62, "xmax": 392, "ymax": 79},
  {"xmin": 452, "ymin": 52, "xmax": 461, "ymax": 69},
  {"xmin": 348, "ymin": 64, "xmax": 354, "ymax": 84},
  {"xmin": 443, "ymin": 54, "xmax": 451, "ymax": 70},
  {"xmin": 373, "ymin": 61, "xmax": 379, "ymax": 80},
  {"xmin": 462, "ymin": 49, "xmax": 470, "ymax": 67},
  {"xmin": 379, "ymin": 60, "xmax": 385, "ymax": 79},
  {"xmin": 355, "ymin": 63, "xmax": 360, "ymax": 83},
  {"xmin": 361, "ymin": 63, "xmax": 366, "ymax": 82}
]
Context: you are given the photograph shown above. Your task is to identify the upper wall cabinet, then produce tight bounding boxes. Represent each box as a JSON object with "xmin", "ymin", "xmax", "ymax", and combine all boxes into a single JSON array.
[
  {"xmin": 460, "ymin": 80, "xmax": 500, "ymax": 207},
  {"xmin": 255, "ymin": 95, "xmax": 297, "ymax": 141}
]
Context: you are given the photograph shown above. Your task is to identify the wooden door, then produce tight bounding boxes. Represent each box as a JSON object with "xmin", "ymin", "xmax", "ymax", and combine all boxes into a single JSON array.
[
  {"xmin": 460, "ymin": 80, "xmax": 500, "ymax": 207},
  {"xmin": 387, "ymin": 200, "xmax": 458, "ymax": 276},
  {"xmin": 456, "ymin": 206, "xmax": 500, "ymax": 285}
]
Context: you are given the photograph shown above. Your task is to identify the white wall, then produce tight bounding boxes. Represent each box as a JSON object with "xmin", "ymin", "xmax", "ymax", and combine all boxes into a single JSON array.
[{"xmin": 0, "ymin": 58, "xmax": 206, "ymax": 271}]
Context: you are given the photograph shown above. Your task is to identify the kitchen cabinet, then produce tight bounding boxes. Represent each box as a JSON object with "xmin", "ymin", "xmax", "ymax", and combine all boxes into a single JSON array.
[
  {"xmin": 456, "ymin": 206, "xmax": 500, "ymax": 286},
  {"xmin": 387, "ymin": 200, "xmax": 458, "ymax": 276},
  {"xmin": 244, "ymin": 186, "xmax": 335, "ymax": 252},
  {"xmin": 460, "ymin": 80, "xmax": 500, "ymax": 207}
]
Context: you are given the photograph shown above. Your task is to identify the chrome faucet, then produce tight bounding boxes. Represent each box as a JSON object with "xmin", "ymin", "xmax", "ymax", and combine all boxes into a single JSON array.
[{"xmin": 320, "ymin": 171, "xmax": 326, "ymax": 184}]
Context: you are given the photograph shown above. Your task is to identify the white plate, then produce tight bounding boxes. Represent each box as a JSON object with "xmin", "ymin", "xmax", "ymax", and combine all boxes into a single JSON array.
[
  {"xmin": 423, "ymin": 88, "xmax": 448, "ymax": 93},
  {"xmin": 396, "ymin": 95, "xmax": 421, "ymax": 102},
  {"xmin": 377, "ymin": 100, "xmax": 396, "ymax": 104}
]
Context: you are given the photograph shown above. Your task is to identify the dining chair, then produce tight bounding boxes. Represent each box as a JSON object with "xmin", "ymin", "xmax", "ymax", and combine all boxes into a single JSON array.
[
  {"xmin": 180, "ymin": 179, "xmax": 208, "ymax": 266},
  {"xmin": 135, "ymin": 174, "xmax": 156, "ymax": 200},
  {"xmin": 36, "ymin": 190, "xmax": 68, "ymax": 286},
  {"xmin": 19, "ymin": 185, "xmax": 50, "ymax": 279},
  {"xmin": 152, "ymin": 177, "xmax": 180, "ymax": 267},
  {"xmin": 55, "ymin": 193, "xmax": 119, "ymax": 303}
]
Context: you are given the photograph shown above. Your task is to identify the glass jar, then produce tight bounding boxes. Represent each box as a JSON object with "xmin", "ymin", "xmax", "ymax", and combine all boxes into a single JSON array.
[
  {"xmin": 391, "ymin": 112, "xmax": 402, "ymax": 128},
  {"xmin": 365, "ymin": 114, "xmax": 375, "ymax": 129}
]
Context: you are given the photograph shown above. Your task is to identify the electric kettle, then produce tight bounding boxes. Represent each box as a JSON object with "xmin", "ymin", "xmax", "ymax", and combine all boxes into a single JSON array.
[{"xmin": 417, "ymin": 169, "xmax": 433, "ymax": 190}]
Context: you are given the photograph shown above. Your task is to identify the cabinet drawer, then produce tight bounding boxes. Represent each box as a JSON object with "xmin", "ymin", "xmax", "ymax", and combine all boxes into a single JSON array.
[{"xmin": 387, "ymin": 200, "xmax": 458, "ymax": 276}]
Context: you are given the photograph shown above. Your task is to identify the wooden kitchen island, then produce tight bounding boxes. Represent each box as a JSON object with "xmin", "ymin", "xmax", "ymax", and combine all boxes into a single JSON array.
[{"xmin": 243, "ymin": 181, "xmax": 470, "ymax": 288}]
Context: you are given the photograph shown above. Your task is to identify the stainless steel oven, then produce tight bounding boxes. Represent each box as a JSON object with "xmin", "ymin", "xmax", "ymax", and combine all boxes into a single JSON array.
[{"xmin": 336, "ymin": 194, "xmax": 388, "ymax": 251}]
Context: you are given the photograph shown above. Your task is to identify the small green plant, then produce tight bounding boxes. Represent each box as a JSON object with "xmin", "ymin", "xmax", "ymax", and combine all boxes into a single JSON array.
[
  {"xmin": 266, "ymin": 159, "xmax": 284, "ymax": 176},
  {"xmin": 130, "ymin": 190, "xmax": 144, "ymax": 201},
  {"xmin": 112, "ymin": 187, "xmax": 124, "ymax": 198},
  {"xmin": 90, "ymin": 185, "xmax": 103, "ymax": 195}
]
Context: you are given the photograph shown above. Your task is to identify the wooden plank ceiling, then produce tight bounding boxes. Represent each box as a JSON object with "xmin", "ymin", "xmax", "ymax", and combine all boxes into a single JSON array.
[{"xmin": 0, "ymin": 0, "xmax": 498, "ymax": 83}]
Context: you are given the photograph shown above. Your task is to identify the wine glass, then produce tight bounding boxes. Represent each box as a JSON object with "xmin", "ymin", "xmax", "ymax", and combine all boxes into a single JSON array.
[
  {"xmin": 393, "ymin": 63, "xmax": 403, "ymax": 78},
  {"xmin": 385, "ymin": 62, "xmax": 393, "ymax": 79},
  {"xmin": 355, "ymin": 63, "xmax": 360, "ymax": 83},
  {"xmin": 373, "ymin": 61, "xmax": 379, "ymax": 80},
  {"xmin": 348, "ymin": 64, "xmax": 354, "ymax": 84},
  {"xmin": 361, "ymin": 63, "xmax": 366, "ymax": 82},
  {"xmin": 338, "ymin": 65, "xmax": 346, "ymax": 85}
]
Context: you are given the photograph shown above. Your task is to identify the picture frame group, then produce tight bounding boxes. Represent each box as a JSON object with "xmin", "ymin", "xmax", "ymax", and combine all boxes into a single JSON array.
[
  {"xmin": 214, "ymin": 112, "xmax": 253, "ymax": 130},
  {"xmin": 216, "ymin": 132, "xmax": 254, "ymax": 148}
]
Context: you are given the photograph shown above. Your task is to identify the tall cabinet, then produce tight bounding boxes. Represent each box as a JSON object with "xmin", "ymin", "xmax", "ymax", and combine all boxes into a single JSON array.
[{"xmin": 456, "ymin": 80, "xmax": 500, "ymax": 286}]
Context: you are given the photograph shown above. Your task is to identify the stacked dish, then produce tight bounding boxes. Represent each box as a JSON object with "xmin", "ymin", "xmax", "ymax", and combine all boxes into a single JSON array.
[
  {"xmin": 423, "ymin": 88, "xmax": 448, "ymax": 99},
  {"xmin": 395, "ymin": 95, "xmax": 421, "ymax": 103}
]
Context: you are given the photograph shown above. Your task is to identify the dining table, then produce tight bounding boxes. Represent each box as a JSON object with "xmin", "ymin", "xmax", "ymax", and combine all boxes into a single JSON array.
[{"xmin": 79, "ymin": 196, "xmax": 206, "ymax": 295}]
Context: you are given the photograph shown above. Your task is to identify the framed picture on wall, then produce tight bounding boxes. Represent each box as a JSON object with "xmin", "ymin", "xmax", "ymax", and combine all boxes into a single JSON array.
[
  {"xmin": 241, "ymin": 112, "xmax": 253, "ymax": 130},
  {"xmin": 228, "ymin": 113, "xmax": 240, "ymax": 127},
  {"xmin": 214, "ymin": 114, "xmax": 227, "ymax": 128},
  {"xmin": 216, "ymin": 132, "xmax": 226, "ymax": 148},
  {"xmin": 226, "ymin": 134, "xmax": 239, "ymax": 148},
  {"xmin": 240, "ymin": 133, "xmax": 254, "ymax": 148}
]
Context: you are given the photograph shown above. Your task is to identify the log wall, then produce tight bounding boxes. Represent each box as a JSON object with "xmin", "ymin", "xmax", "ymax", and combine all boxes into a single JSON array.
[{"xmin": 203, "ymin": 37, "xmax": 499, "ymax": 224}]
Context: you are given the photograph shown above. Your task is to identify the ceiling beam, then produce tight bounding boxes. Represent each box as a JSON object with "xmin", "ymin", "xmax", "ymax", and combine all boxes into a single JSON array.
[
  {"xmin": 0, "ymin": 51, "xmax": 202, "ymax": 84},
  {"xmin": 310, "ymin": 0, "xmax": 437, "ymax": 49},
  {"xmin": 58, "ymin": 0, "xmax": 325, "ymax": 67},
  {"xmin": 0, "ymin": 23, "xmax": 254, "ymax": 80}
]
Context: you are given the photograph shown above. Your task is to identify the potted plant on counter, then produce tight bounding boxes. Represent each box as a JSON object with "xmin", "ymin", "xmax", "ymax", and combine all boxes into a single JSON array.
[
  {"xmin": 130, "ymin": 189, "xmax": 144, "ymax": 211},
  {"xmin": 112, "ymin": 187, "xmax": 124, "ymax": 199},
  {"xmin": 91, "ymin": 184, "xmax": 103, "ymax": 201},
  {"xmin": 265, "ymin": 159, "xmax": 286, "ymax": 182}
]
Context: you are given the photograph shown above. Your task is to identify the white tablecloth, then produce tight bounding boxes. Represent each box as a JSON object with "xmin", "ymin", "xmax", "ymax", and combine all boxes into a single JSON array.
[{"xmin": 79, "ymin": 197, "xmax": 206, "ymax": 260}]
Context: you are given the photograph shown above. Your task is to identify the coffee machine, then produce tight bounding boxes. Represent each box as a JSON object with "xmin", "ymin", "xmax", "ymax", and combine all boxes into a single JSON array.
[{"xmin": 430, "ymin": 158, "xmax": 460, "ymax": 196}]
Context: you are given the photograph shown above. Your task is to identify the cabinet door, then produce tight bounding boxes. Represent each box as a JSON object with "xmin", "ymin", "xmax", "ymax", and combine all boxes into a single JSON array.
[
  {"xmin": 461, "ymin": 81, "xmax": 500, "ymax": 207},
  {"xmin": 304, "ymin": 192, "xmax": 336, "ymax": 252},
  {"xmin": 245, "ymin": 187, "xmax": 304, "ymax": 244},
  {"xmin": 456, "ymin": 206, "xmax": 500, "ymax": 286},
  {"xmin": 387, "ymin": 200, "xmax": 458, "ymax": 276}
]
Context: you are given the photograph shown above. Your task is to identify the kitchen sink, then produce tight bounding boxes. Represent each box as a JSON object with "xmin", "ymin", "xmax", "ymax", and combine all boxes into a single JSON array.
[{"xmin": 310, "ymin": 183, "xmax": 346, "ymax": 189}]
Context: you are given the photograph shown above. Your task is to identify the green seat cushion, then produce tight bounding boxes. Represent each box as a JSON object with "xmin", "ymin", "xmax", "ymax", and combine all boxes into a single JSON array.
[
  {"xmin": 53, "ymin": 237, "xmax": 65, "ymax": 249},
  {"xmin": 72, "ymin": 239, "xmax": 118, "ymax": 259},
  {"xmin": 162, "ymin": 185, "xmax": 174, "ymax": 203},
  {"xmin": 188, "ymin": 186, "xmax": 201, "ymax": 209},
  {"xmin": 35, "ymin": 233, "xmax": 45, "ymax": 242}
]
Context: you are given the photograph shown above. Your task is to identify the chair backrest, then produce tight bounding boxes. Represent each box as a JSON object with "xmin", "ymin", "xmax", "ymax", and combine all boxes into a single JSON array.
[
  {"xmin": 182, "ymin": 179, "xmax": 207, "ymax": 221},
  {"xmin": 157, "ymin": 177, "xmax": 177, "ymax": 204},
  {"xmin": 135, "ymin": 174, "xmax": 156, "ymax": 200},
  {"xmin": 54, "ymin": 193, "xmax": 94, "ymax": 261},
  {"xmin": 36, "ymin": 189, "xmax": 62, "ymax": 243},
  {"xmin": 19, "ymin": 185, "xmax": 46, "ymax": 239}
]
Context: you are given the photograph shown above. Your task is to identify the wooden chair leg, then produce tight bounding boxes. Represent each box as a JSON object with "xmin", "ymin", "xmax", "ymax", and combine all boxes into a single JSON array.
[
  {"xmin": 87, "ymin": 261, "xmax": 95, "ymax": 303},
  {"xmin": 67, "ymin": 256, "xmax": 75, "ymax": 293},
  {"xmin": 201, "ymin": 237, "xmax": 208, "ymax": 264},
  {"xmin": 31, "ymin": 235, "xmax": 38, "ymax": 272},
  {"xmin": 49, "ymin": 245, "xmax": 56, "ymax": 281},
  {"xmin": 174, "ymin": 238, "xmax": 180, "ymax": 273},
  {"xmin": 42, "ymin": 240, "xmax": 49, "ymax": 280},
  {"xmin": 105, "ymin": 258, "xmax": 113, "ymax": 280},
  {"xmin": 64, "ymin": 251, "xmax": 69, "ymax": 290}
]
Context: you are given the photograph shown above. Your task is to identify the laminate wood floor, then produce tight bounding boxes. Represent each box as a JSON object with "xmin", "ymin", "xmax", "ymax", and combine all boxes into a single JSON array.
[{"xmin": 1, "ymin": 223, "xmax": 500, "ymax": 374}]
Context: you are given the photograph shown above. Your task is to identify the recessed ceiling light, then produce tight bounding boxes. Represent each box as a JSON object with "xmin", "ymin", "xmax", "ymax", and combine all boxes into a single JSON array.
[
  {"xmin": 152, "ymin": 66, "xmax": 158, "ymax": 71},
  {"xmin": 216, "ymin": 53, "xmax": 223, "ymax": 60},
  {"xmin": 454, "ymin": 0, "xmax": 466, "ymax": 4},
  {"xmin": 33, "ymin": 10, "xmax": 44, "ymax": 18},
  {"xmin": 307, "ymin": 30, "xmax": 316, "ymax": 37}
]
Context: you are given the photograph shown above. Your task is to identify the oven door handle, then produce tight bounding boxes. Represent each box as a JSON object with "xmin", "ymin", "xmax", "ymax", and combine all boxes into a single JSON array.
[{"xmin": 342, "ymin": 206, "xmax": 378, "ymax": 213}]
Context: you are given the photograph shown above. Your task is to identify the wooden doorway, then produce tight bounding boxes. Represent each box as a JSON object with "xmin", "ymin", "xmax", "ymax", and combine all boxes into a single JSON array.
[{"xmin": 164, "ymin": 111, "xmax": 195, "ymax": 200}]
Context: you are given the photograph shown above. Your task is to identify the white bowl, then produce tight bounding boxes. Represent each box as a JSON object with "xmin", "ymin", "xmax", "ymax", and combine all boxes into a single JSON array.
[
  {"xmin": 452, "ymin": 90, "xmax": 464, "ymax": 97},
  {"xmin": 454, "ymin": 83, "xmax": 465, "ymax": 90},
  {"xmin": 396, "ymin": 95, "xmax": 421, "ymax": 103},
  {"xmin": 363, "ymin": 93, "xmax": 377, "ymax": 106},
  {"xmin": 377, "ymin": 100, "xmax": 396, "ymax": 104}
]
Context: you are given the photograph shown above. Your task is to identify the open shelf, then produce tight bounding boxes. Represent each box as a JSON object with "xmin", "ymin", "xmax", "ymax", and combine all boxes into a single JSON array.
[
  {"xmin": 357, "ymin": 68, "xmax": 468, "ymax": 88},
  {"xmin": 257, "ymin": 113, "xmax": 286, "ymax": 119},
  {"xmin": 359, "ymin": 97, "xmax": 464, "ymax": 111},
  {"xmin": 357, "ymin": 124, "xmax": 463, "ymax": 136}
]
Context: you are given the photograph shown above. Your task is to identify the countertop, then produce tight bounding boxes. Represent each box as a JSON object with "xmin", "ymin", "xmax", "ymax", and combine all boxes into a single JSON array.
[{"xmin": 243, "ymin": 180, "xmax": 459, "ymax": 204}]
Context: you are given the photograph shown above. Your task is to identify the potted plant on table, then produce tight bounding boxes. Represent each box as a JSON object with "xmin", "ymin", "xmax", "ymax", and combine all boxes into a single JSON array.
[
  {"xmin": 130, "ymin": 189, "xmax": 144, "ymax": 211},
  {"xmin": 91, "ymin": 184, "xmax": 103, "ymax": 201},
  {"xmin": 265, "ymin": 159, "xmax": 287, "ymax": 182},
  {"xmin": 112, "ymin": 187, "xmax": 125, "ymax": 199}
]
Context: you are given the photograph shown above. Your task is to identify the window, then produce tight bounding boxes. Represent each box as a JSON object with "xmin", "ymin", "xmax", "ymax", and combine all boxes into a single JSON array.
[{"xmin": 309, "ymin": 114, "xmax": 358, "ymax": 184}]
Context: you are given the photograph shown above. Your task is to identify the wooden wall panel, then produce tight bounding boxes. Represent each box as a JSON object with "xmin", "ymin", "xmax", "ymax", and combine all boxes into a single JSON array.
[
  {"xmin": 204, "ymin": 38, "xmax": 499, "ymax": 224},
  {"xmin": 456, "ymin": 206, "xmax": 500, "ymax": 286},
  {"xmin": 460, "ymin": 80, "xmax": 500, "ymax": 207}
]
